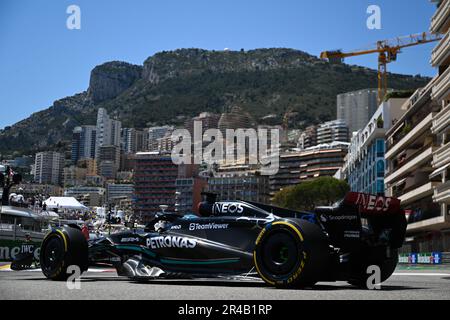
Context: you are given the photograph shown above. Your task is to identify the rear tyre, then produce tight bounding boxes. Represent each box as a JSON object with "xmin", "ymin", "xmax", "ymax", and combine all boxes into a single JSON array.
[
  {"xmin": 347, "ymin": 248, "xmax": 398, "ymax": 288},
  {"xmin": 253, "ymin": 219, "xmax": 329, "ymax": 289},
  {"xmin": 40, "ymin": 226, "xmax": 88, "ymax": 281}
]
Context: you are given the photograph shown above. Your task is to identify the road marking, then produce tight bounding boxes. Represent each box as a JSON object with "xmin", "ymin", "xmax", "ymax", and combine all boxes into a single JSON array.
[
  {"xmin": 393, "ymin": 272, "xmax": 450, "ymax": 276},
  {"xmin": 0, "ymin": 264, "xmax": 11, "ymax": 270}
]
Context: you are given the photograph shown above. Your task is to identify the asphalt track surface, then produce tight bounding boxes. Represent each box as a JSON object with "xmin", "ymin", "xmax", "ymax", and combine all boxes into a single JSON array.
[{"xmin": 1, "ymin": 264, "xmax": 450, "ymax": 300}]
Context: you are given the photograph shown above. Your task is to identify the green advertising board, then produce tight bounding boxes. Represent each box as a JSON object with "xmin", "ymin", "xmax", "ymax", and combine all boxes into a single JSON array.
[{"xmin": 0, "ymin": 239, "xmax": 41, "ymax": 261}]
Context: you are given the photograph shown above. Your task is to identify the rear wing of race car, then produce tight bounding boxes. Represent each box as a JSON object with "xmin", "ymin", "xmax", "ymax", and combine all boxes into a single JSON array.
[
  {"xmin": 315, "ymin": 192, "xmax": 406, "ymax": 250},
  {"xmin": 346, "ymin": 192, "xmax": 405, "ymax": 249},
  {"xmin": 343, "ymin": 192, "xmax": 403, "ymax": 216}
]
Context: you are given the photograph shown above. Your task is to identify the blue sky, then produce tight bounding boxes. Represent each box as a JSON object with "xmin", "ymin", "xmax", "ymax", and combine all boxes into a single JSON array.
[{"xmin": 0, "ymin": 0, "xmax": 440, "ymax": 129}]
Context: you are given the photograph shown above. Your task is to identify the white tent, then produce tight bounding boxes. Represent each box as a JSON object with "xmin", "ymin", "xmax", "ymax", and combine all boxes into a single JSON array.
[{"xmin": 43, "ymin": 197, "xmax": 88, "ymax": 211}]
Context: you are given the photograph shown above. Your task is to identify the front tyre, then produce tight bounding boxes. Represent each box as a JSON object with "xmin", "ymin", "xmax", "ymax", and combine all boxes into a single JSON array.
[
  {"xmin": 253, "ymin": 219, "xmax": 329, "ymax": 289},
  {"xmin": 40, "ymin": 226, "xmax": 88, "ymax": 281}
]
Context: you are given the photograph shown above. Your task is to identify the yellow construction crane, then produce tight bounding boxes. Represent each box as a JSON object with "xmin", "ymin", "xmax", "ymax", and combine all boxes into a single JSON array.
[{"xmin": 320, "ymin": 32, "xmax": 442, "ymax": 104}]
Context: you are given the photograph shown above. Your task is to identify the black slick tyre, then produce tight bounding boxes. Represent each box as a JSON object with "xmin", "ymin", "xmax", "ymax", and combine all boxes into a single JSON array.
[
  {"xmin": 253, "ymin": 219, "xmax": 329, "ymax": 289},
  {"xmin": 40, "ymin": 226, "xmax": 88, "ymax": 281}
]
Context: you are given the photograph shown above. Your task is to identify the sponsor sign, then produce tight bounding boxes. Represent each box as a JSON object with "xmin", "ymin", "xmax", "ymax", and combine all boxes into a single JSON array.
[
  {"xmin": 0, "ymin": 239, "xmax": 41, "ymax": 261},
  {"xmin": 398, "ymin": 252, "xmax": 442, "ymax": 264},
  {"xmin": 212, "ymin": 203, "xmax": 244, "ymax": 215},
  {"xmin": 344, "ymin": 192, "xmax": 401, "ymax": 215},
  {"xmin": 120, "ymin": 237, "xmax": 140, "ymax": 243},
  {"xmin": 189, "ymin": 223, "xmax": 229, "ymax": 231},
  {"xmin": 146, "ymin": 236, "xmax": 196, "ymax": 249}
]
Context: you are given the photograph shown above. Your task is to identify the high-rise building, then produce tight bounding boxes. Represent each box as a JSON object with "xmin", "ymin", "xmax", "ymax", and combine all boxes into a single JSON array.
[
  {"xmin": 63, "ymin": 166, "xmax": 88, "ymax": 187},
  {"xmin": 121, "ymin": 128, "xmax": 146, "ymax": 154},
  {"xmin": 175, "ymin": 178, "xmax": 207, "ymax": 214},
  {"xmin": 147, "ymin": 126, "xmax": 174, "ymax": 150},
  {"xmin": 316, "ymin": 120, "xmax": 350, "ymax": 145},
  {"xmin": 298, "ymin": 142, "xmax": 349, "ymax": 181},
  {"xmin": 95, "ymin": 108, "xmax": 121, "ymax": 159},
  {"xmin": 268, "ymin": 151, "xmax": 303, "ymax": 200},
  {"xmin": 207, "ymin": 175, "xmax": 269, "ymax": 203},
  {"xmin": 385, "ymin": 83, "xmax": 443, "ymax": 252},
  {"xmin": 98, "ymin": 145, "xmax": 120, "ymax": 179},
  {"xmin": 337, "ymin": 89, "xmax": 379, "ymax": 133},
  {"xmin": 206, "ymin": 163, "xmax": 269, "ymax": 203},
  {"xmin": 149, "ymin": 134, "xmax": 176, "ymax": 153},
  {"xmin": 298, "ymin": 125, "xmax": 317, "ymax": 149},
  {"xmin": 71, "ymin": 125, "xmax": 96, "ymax": 164},
  {"xmin": 34, "ymin": 151, "xmax": 65, "ymax": 185},
  {"xmin": 218, "ymin": 105, "xmax": 257, "ymax": 138},
  {"xmin": 383, "ymin": 1, "xmax": 450, "ymax": 254},
  {"xmin": 344, "ymin": 98, "xmax": 407, "ymax": 194},
  {"xmin": 184, "ymin": 112, "xmax": 221, "ymax": 137},
  {"xmin": 430, "ymin": 0, "xmax": 450, "ymax": 241},
  {"xmin": 106, "ymin": 183, "xmax": 134, "ymax": 204},
  {"xmin": 133, "ymin": 152, "xmax": 178, "ymax": 221}
]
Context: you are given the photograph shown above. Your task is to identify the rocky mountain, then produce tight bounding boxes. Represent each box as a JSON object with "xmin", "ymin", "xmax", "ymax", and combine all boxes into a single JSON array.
[{"xmin": 0, "ymin": 48, "xmax": 430, "ymax": 155}]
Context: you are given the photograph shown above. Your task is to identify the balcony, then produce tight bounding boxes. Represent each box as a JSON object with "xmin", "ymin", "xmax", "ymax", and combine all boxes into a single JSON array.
[
  {"xmin": 407, "ymin": 215, "xmax": 450, "ymax": 233},
  {"xmin": 433, "ymin": 141, "xmax": 450, "ymax": 168},
  {"xmin": 399, "ymin": 182, "xmax": 440, "ymax": 206},
  {"xmin": 385, "ymin": 146, "xmax": 435, "ymax": 185},
  {"xmin": 432, "ymin": 102, "xmax": 450, "ymax": 134},
  {"xmin": 385, "ymin": 113, "xmax": 435, "ymax": 160},
  {"xmin": 433, "ymin": 180, "xmax": 450, "ymax": 203},
  {"xmin": 431, "ymin": 65, "xmax": 450, "ymax": 101},
  {"xmin": 431, "ymin": 30, "xmax": 450, "ymax": 67},
  {"xmin": 430, "ymin": 0, "xmax": 450, "ymax": 34}
]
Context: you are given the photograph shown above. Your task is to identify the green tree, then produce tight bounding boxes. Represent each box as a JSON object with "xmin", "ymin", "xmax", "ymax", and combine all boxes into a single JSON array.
[{"xmin": 273, "ymin": 177, "xmax": 350, "ymax": 211}]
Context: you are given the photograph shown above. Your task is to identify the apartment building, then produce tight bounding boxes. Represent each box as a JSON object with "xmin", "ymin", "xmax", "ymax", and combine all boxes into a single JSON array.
[
  {"xmin": 106, "ymin": 183, "xmax": 134, "ymax": 203},
  {"xmin": 298, "ymin": 142, "xmax": 349, "ymax": 182},
  {"xmin": 298, "ymin": 125, "xmax": 318, "ymax": 149},
  {"xmin": 345, "ymin": 98, "xmax": 407, "ymax": 194},
  {"xmin": 121, "ymin": 128, "xmax": 146, "ymax": 154},
  {"xmin": 268, "ymin": 151, "xmax": 303, "ymax": 200},
  {"xmin": 175, "ymin": 178, "xmax": 207, "ymax": 214},
  {"xmin": 133, "ymin": 152, "xmax": 178, "ymax": 221},
  {"xmin": 98, "ymin": 145, "xmax": 120, "ymax": 179},
  {"xmin": 384, "ymin": 0, "xmax": 450, "ymax": 253},
  {"xmin": 383, "ymin": 0, "xmax": 450, "ymax": 253},
  {"xmin": 71, "ymin": 125, "xmax": 96, "ymax": 164},
  {"xmin": 207, "ymin": 175, "xmax": 269, "ymax": 204},
  {"xmin": 34, "ymin": 151, "xmax": 65, "ymax": 185},
  {"xmin": 95, "ymin": 108, "xmax": 121, "ymax": 159},
  {"xmin": 316, "ymin": 120, "xmax": 350, "ymax": 145},
  {"xmin": 337, "ymin": 88, "xmax": 379, "ymax": 133},
  {"xmin": 430, "ymin": 0, "xmax": 450, "ymax": 251}
]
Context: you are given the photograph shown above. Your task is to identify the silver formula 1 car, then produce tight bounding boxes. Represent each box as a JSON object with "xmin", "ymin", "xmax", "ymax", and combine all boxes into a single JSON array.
[{"xmin": 38, "ymin": 192, "xmax": 406, "ymax": 288}]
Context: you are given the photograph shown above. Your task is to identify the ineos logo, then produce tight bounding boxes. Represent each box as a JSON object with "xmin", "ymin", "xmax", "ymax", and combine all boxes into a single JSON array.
[{"xmin": 212, "ymin": 203, "xmax": 244, "ymax": 215}]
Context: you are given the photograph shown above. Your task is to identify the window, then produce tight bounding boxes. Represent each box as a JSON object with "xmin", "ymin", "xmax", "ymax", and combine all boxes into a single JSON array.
[
  {"xmin": 377, "ymin": 160, "xmax": 385, "ymax": 177},
  {"xmin": 376, "ymin": 139, "xmax": 384, "ymax": 157},
  {"xmin": 376, "ymin": 180, "xmax": 384, "ymax": 195}
]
